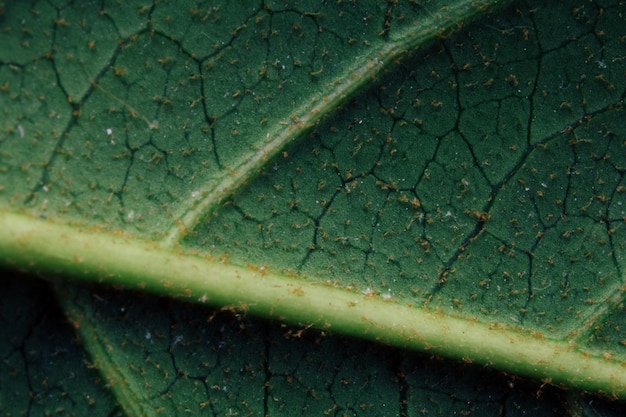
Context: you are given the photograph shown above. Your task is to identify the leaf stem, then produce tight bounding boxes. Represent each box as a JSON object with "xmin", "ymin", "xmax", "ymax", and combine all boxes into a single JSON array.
[{"xmin": 3, "ymin": 210, "xmax": 625, "ymax": 399}]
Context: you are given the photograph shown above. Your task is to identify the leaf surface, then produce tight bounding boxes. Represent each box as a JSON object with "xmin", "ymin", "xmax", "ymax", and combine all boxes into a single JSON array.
[{"xmin": 1, "ymin": 0, "xmax": 626, "ymax": 415}]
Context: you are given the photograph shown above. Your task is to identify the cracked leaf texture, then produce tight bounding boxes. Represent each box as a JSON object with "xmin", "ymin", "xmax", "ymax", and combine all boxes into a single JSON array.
[{"xmin": 1, "ymin": 0, "xmax": 626, "ymax": 416}]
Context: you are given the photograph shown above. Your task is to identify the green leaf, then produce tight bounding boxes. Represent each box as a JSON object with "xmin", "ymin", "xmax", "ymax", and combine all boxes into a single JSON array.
[
  {"xmin": 2, "ymin": 0, "xmax": 626, "ymax": 415},
  {"xmin": 0, "ymin": 273, "xmax": 122, "ymax": 416}
]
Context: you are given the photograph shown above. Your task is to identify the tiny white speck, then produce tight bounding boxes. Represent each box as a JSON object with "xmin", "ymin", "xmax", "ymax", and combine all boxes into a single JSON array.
[
  {"xmin": 191, "ymin": 190, "xmax": 200, "ymax": 198},
  {"xmin": 106, "ymin": 128, "xmax": 112, "ymax": 135}
]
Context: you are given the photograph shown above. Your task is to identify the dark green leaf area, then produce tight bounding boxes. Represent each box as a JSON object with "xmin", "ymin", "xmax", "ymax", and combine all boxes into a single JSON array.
[
  {"xmin": 62, "ymin": 284, "xmax": 617, "ymax": 417},
  {"xmin": 2, "ymin": 0, "xmax": 448, "ymax": 236},
  {"xmin": 190, "ymin": 0, "xmax": 626, "ymax": 336},
  {"xmin": 466, "ymin": 129, "xmax": 625, "ymax": 340},
  {"xmin": 0, "ymin": 274, "xmax": 120, "ymax": 416},
  {"xmin": 62, "ymin": 285, "xmax": 265, "ymax": 416},
  {"xmin": 0, "ymin": 58, "xmax": 69, "ymax": 203}
]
